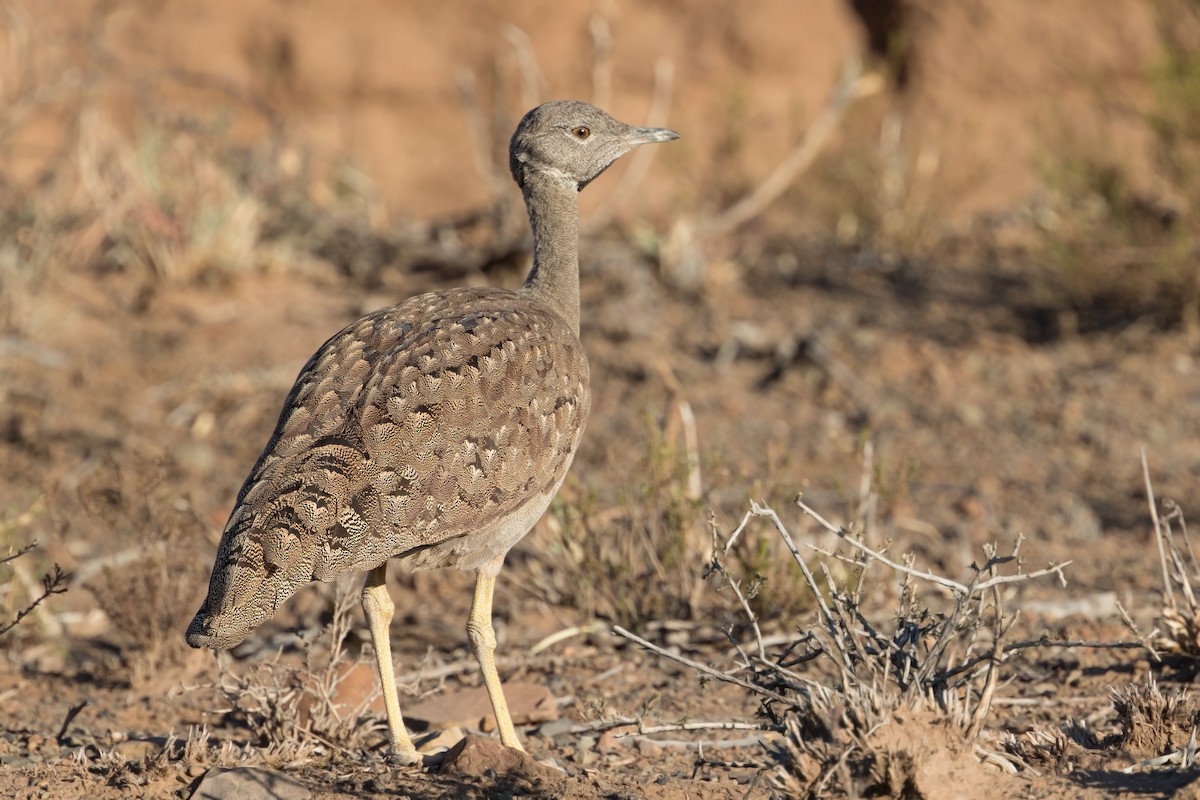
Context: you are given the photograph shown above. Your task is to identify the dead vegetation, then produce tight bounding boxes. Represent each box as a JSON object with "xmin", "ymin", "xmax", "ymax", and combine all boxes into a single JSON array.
[
  {"xmin": 0, "ymin": 541, "xmax": 68, "ymax": 640},
  {"xmin": 73, "ymin": 462, "xmax": 209, "ymax": 683},
  {"xmin": 1001, "ymin": 456, "xmax": 1200, "ymax": 781},
  {"xmin": 207, "ymin": 584, "xmax": 385, "ymax": 756},
  {"xmin": 615, "ymin": 470, "xmax": 1089, "ymax": 797},
  {"xmin": 531, "ymin": 409, "xmax": 707, "ymax": 628},
  {"xmin": 1030, "ymin": 0, "xmax": 1200, "ymax": 334},
  {"xmin": 1111, "ymin": 679, "xmax": 1199, "ymax": 760},
  {"xmin": 1144, "ymin": 451, "xmax": 1200, "ymax": 660},
  {"xmin": 609, "ymin": 447, "xmax": 1200, "ymax": 796},
  {"xmin": 0, "ymin": 495, "xmax": 68, "ymax": 643}
]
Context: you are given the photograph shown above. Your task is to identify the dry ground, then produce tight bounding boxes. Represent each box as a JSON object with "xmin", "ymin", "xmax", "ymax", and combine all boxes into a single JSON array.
[{"xmin": 3, "ymin": 2, "xmax": 1200, "ymax": 799}]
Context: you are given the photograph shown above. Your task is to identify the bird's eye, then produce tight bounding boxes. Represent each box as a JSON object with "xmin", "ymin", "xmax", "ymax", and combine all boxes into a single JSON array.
[{"xmin": 571, "ymin": 126, "xmax": 591, "ymax": 140}]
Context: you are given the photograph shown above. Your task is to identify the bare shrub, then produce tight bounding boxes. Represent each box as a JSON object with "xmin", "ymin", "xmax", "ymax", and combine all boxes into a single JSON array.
[
  {"xmin": 1142, "ymin": 451, "xmax": 1200, "ymax": 659},
  {"xmin": 617, "ymin": 483, "xmax": 1096, "ymax": 796},
  {"xmin": 0, "ymin": 552, "xmax": 67, "ymax": 638},
  {"xmin": 1112, "ymin": 678, "xmax": 1200, "ymax": 757},
  {"xmin": 1004, "ymin": 726, "xmax": 1080, "ymax": 774},
  {"xmin": 78, "ymin": 461, "xmax": 208, "ymax": 682},
  {"xmin": 0, "ymin": 502, "xmax": 69, "ymax": 639},
  {"xmin": 211, "ymin": 583, "xmax": 384, "ymax": 755}
]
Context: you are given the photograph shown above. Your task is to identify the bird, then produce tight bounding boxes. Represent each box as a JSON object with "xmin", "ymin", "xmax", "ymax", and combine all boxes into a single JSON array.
[{"xmin": 186, "ymin": 100, "xmax": 679, "ymax": 765}]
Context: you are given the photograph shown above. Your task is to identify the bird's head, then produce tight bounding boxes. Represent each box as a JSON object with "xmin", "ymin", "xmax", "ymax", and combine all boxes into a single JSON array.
[{"xmin": 508, "ymin": 100, "xmax": 678, "ymax": 191}]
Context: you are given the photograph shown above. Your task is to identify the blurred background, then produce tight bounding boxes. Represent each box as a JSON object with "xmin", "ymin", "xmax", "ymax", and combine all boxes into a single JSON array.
[{"xmin": 1, "ymin": 0, "xmax": 1199, "ymax": 793}]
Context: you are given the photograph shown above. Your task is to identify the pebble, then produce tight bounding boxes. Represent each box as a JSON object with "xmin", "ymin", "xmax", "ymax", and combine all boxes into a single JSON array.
[
  {"xmin": 191, "ymin": 767, "xmax": 312, "ymax": 800},
  {"xmin": 114, "ymin": 739, "xmax": 160, "ymax": 761},
  {"xmin": 536, "ymin": 718, "xmax": 574, "ymax": 739}
]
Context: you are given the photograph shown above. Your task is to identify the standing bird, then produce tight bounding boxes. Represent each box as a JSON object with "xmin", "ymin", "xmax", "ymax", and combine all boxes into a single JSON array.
[{"xmin": 186, "ymin": 101, "xmax": 679, "ymax": 764}]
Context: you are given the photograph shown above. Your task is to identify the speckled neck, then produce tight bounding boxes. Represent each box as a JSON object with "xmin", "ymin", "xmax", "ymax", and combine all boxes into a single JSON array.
[{"xmin": 519, "ymin": 171, "xmax": 581, "ymax": 336}]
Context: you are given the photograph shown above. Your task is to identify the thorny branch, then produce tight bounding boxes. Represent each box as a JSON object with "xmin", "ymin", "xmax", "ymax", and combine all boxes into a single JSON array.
[
  {"xmin": 611, "ymin": 625, "xmax": 796, "ymax": 707},
  {"xmin": 796, "ymin": 496, "xmax": 1072, "ymax": 596},
  {"xmin": 0, "ymin": 541, "xmax": 70, "ymax": 638}
]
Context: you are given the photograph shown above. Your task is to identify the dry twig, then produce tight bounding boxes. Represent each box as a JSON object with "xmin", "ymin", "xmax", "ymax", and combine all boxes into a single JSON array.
[{"xmin": 0, "ymin": 538, "xmax": 70, "ymax": 639}]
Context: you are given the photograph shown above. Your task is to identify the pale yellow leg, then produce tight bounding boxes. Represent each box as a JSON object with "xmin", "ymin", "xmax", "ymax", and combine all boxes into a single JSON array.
[
  {"xmin": 361, "ymin": 563, "xmax": 420, "ymax": 765},
  {"xmin": 466, "ymin": 556, "xmax": 523, "ymax": 750}
]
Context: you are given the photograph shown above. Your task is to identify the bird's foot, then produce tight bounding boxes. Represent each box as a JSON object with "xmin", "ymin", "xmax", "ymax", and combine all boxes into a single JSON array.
[
  {"xmin": 383, "ymin": 745, "xmax": 448, "ymax": 769},
  {"xmin": 383, "ymin": 746, "xmax": 422, "ymax": 768}
]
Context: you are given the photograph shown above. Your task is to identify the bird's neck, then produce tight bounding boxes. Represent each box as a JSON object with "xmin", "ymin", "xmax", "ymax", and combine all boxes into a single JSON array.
[{"xmin": 519, "ymin": 172, "xmax": 581, "ymax": 336}]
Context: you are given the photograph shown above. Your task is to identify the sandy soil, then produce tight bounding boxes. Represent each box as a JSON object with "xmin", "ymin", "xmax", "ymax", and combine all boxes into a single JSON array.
[{"xmin": 2, "ymin": 2, "xmax": 1199, "ymax": 798}]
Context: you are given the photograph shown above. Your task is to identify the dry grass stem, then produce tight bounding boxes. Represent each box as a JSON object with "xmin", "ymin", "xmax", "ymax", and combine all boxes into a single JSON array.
[
  {"xmin": 705, "ymin": 56, "xmax": 881, "ymax": 239},
  {"xmin": 502, "ymin": 26, "xmax": 543, "ymax": 112},
  {"xmin": 208, "ymin": 580, "xmax": 388, "ymax": 755},
  {"xmin": 589, "ymin": 11, "xmax": 613, "ymax": 112},
  {"xmin": 1145, "ymin": 449, "xmax": 1174, "ymax": 607},
  {"xmin": 1143, "ymin": 449, "xmax": 1200, "ymax": 656},
  {"xmin": 585, "ymin": 58, "xmax": 677, "ymax": 233}
]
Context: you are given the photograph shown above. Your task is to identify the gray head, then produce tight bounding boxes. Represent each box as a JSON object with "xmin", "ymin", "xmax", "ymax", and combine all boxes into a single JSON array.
[{"xmin": 509, "ymin": 100, "xmax": 679, "ymax": 192}]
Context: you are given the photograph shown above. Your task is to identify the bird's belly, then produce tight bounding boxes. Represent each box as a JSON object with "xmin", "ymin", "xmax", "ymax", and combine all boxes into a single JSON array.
[{"xmin": 402, "ymin": 456, "xmax": 574, "ymax": 572}]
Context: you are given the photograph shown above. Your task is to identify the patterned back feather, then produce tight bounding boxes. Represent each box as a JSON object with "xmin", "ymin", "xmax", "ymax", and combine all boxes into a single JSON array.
[{"xmin": 187, "ymin": 286, "xmax": 589, "ymax": 649}]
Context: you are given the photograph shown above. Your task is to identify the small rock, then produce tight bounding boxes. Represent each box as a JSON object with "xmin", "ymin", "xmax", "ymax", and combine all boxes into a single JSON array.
[
  {"xmin": 535, "ymin": 718, "xmax": 574, "ymax": 740},
  {"xmin": 636, "ymin": 737, "xmax": 664, "ymax": 756},
  {"xmin": 596, "ymin": 729, "xmax": 625, "ymax": 754},
  {"xmin": 575, "ymin": 745, "xmax": 597, "ymax": 768},
  {"xmin": 191, "ymin": 766, "xmax": 312, "ymax": 800},
  {"xmin": 439, "ymin": 735, "xmax": 565, "ymax": 789},
  {"xmin": 114, "ymin": 739, "xmax": 160, "ymax": 761}
]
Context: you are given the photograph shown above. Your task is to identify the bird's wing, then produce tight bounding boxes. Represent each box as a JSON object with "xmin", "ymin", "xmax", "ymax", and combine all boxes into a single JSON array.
[{"xmin": 187, "ymin": 287, "xmax": 589, "ymax": 649}]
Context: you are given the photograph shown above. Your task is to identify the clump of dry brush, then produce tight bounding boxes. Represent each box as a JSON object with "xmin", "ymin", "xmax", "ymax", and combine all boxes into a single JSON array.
[
  {"xmin": 208, "ymin": 584, "xmax": 386, "ymax": 759},
  {"xmin": 1004, "ymin": 676, "xmax": 1200, "ymax": 775},
  {"xmin": 985, "ymin": 452, "xmax": 1200, "ymax": 780},
  {"xmin": 0, "ymin": 497, "xmax": 69, "ymax": 642},
  {"xmin": 67, "ymin": 584, "xmax": 396, "ymax": 787},
  {"xmin": 618, "ymin": 480, "xmax": 1080, "ymax": 797},
  {"xmin": 1141, "ymin": 451, "xmax": 1200, "ymax": 659}
]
